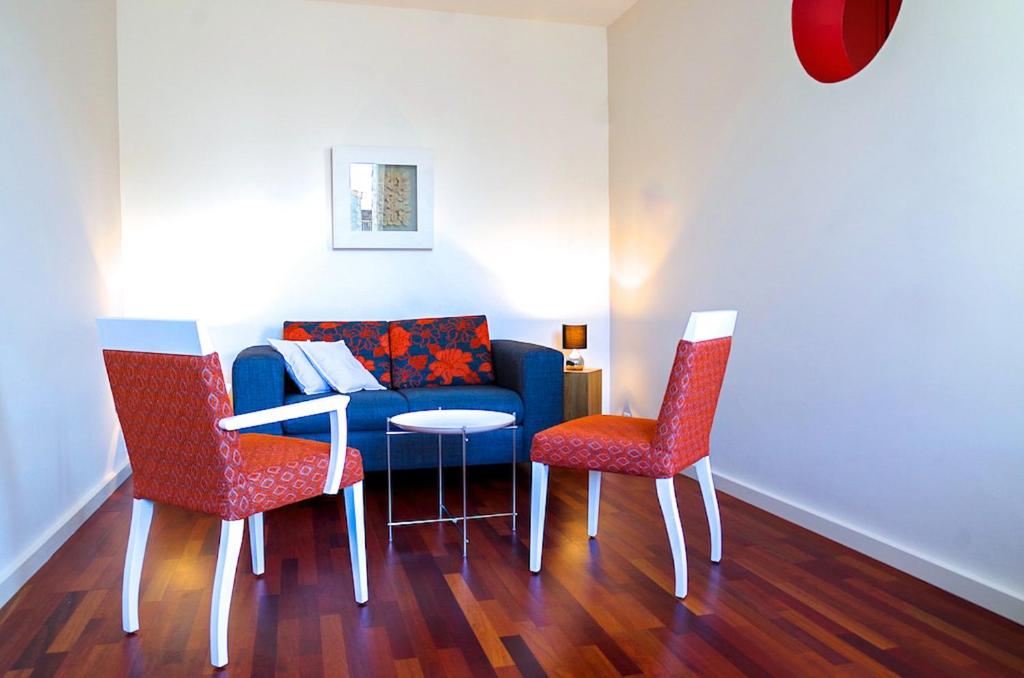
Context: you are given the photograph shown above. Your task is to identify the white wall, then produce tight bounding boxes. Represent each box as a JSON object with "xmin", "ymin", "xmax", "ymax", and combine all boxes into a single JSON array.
[
  {"xmin": 609, "ymin": 0, "xmax": 1024, "ymax": 620},
  {"xmin": 0, "ymin": 0, "xmax": 125, "ymax": 605},
  {"xmin": 117, "ymin": 0, "xmax": 610, "ymax": 402}
]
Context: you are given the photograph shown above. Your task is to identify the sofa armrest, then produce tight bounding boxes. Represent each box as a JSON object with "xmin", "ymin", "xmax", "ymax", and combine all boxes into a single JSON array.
[
  {"xmin": 231, "ymin": 345, "xmax": 287, "ymax": 434},
  {"xmin": 492, "ymin": 339, "xmax": 564, "ymax": 452}
]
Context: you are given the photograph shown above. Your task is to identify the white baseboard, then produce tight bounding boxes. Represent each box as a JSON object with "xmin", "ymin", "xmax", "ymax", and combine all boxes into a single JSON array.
[
  {"xmin": 682, "ymin": 467, "xmax": 1024, "ymax": 625},
  {"xmin": 0, "ymin": 463, "xmax": 132, "ymax": 610}
]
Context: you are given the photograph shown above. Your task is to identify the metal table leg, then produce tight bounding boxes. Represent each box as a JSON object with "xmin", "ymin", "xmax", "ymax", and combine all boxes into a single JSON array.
[
  {"xmin": 438, "ymin": 433, "xmax": 443, "ymax": 520},
  {"xmin": 512, "ymin": 423, "xmax": 517, "ymax": 532},
  {"xmin": 462, "ymin": 427, "xmax": 468, "ymax": 557},
  {"xmin": 387, "ymin": 418, "xmax": 393, "ymax": 542}
]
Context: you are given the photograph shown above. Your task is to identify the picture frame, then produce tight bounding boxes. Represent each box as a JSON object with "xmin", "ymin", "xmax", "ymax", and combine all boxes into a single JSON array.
[{"xmin": 331, "ymin": 146, "xmax": 434, "ymax": 250}]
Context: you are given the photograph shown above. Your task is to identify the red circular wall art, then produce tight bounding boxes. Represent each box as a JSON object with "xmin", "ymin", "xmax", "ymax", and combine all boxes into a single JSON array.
[{"xmin": 793, "ymin": 0, "xmax": 903, "ymax": 83}]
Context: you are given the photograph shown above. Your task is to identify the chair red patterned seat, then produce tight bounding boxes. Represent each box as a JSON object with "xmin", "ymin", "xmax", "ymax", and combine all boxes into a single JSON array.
[
  {"xmin": 239, "ymin": 434, "xmax": 363, "ymax": 516},
  {"xmin": 531, "ymin": 415, "xmax": 656, "ymax": 476},
  {"xmin": 529, "ymin": 310, "xmax": 737, "ymax": 599},
  {"xmin": 98, "ymin": 319, "xmax": 369, "ymax": 669}
]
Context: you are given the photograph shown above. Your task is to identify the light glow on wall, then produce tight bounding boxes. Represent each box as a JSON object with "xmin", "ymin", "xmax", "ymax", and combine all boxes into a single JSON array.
[{"xmin": 611, "ymin": 189, "xmax": 681, "ymax": 316}]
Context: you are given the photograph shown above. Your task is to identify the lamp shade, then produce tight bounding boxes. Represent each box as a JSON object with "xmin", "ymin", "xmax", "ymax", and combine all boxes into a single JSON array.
[{"xmin": 562, "ymin": 323, "xmax": 587, "ymax": 350}]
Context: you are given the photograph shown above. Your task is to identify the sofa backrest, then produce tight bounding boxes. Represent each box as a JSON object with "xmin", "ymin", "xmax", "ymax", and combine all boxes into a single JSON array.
[
  {"xmin": 282, "ymin": 316, "xmax": 496, "ymax": 390},
  {"xmin": 388, "ymin": 315, "xmax": 494, "ymax": 389},
  {"xmin": 283, "ymin": 321, "xmax": 392, "ymax": 387}
]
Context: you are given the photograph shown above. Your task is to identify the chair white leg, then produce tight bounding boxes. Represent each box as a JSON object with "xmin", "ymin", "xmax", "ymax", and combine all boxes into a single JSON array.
[
  {"xmin": 210, "ymin": 519, "xmax": 244, "ymax": 668},
  {"xmin": 122, "ymin": 498, "xmax": 154, "ymax": 633},
  {"xmin": 248, "ymin": 512, "xmax": 265, "ymax": 576},
  {"xmin": 588, "ymin": 470, "xmax": 601, "ymax": 538},
  {"xmin": 655, "ymin": 478, "xmax": 687, "ymax": 598},
  {"xmin": 694, "ymin": 457, "xmax": 722, "ymax": 563},
  {"xmin": 344, "ymin": 481, "xmax": 369, "ymax": 604},
  {"xmin": 529, "ymin": 462, "xmax": 550, "ymax": 572}
]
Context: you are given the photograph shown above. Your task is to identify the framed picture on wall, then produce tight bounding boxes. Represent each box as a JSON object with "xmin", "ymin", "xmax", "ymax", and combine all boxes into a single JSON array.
[{"xmin": 331, "ymin": 146, "xmax": 434, "ymax": 250}]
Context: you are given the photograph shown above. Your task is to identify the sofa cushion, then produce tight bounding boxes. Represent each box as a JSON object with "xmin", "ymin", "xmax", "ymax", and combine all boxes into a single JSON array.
[
  {"xmin": 267, "ymin": 338, "xmax": 331, "ymax": 395},
  {"xmin": 298, "ymin": 340, "xmax": 385, "ymax": 394},
  {"xmin": 283, "ymin": 321, "xmax": 392, "ymax": 387},
  {"xmin": 281, "ymin": 389, "xmax": 408, "ymax": 434},
  {"xmin": 388, "ymin": 315, "xmax": 494, "ymax": 389},
  {"xmin": 399, "ymin": 385, "xmax": 523, "ymax": 424}
]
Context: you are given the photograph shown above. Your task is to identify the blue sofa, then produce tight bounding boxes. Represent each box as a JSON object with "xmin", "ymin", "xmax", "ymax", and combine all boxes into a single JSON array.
[{"xmin": 232, "ymin": 337, "xmax": 563, "ymax": 472}]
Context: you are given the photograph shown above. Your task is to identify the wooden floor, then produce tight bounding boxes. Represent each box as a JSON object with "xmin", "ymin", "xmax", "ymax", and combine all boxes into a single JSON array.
[{"xmin": 2, "ymin": 465, "xmax": 1022, "ymax": 677}]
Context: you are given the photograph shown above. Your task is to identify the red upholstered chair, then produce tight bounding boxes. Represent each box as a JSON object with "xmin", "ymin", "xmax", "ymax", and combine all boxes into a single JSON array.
[
  {"xmin": 98, "ymin": 319, "xmax": 368, "ymax": 668},
  {"xmin": 529, "ymin": 310, "xmax": 736, "ymax": 598}
]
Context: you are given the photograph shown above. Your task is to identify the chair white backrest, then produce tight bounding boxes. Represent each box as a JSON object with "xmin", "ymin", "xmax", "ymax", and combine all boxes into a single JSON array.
[
  {"xmin": 97, "ymin": 318, "xmax": 214, "ymax": 356},
  {"xmin": 682, "ymin": 310, "xmax": 738, "ymax": 343}
]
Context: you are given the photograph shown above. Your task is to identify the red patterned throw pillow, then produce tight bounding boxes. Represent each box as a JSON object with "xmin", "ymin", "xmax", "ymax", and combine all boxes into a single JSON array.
[
  {"xmin": 283, "ymin": 321, "xmax": 392, "ymax": 387},
  {"xmin": 388, "ymin": 315, "xmax": 494, "ymax": 389}
]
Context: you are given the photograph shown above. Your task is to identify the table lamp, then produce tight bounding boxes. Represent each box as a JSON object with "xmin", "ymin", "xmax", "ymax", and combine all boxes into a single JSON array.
[{"xmin": 562, "ymin": 323, "xmax": 587, "ymax": 371}]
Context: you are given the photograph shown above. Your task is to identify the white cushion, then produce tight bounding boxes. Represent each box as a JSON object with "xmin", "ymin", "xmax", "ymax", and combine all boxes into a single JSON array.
[
  {"xmin": 267, "ymin": 338, "xmax": 331, "ymax": 395},
  {"xmin": 298, "ymin": 340, "xmax": 386, "ymax": 394}
]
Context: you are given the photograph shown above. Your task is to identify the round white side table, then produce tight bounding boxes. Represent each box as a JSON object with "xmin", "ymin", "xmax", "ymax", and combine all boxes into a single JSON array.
[{"xmin": 386, "ymin": 409, "xmax": 517, "ymax": 557}]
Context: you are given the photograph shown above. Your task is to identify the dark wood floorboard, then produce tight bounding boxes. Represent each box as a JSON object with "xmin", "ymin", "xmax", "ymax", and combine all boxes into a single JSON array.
[{"xmin": 1, "ymin": 465, "xmax": 1022, "ymax": 677}]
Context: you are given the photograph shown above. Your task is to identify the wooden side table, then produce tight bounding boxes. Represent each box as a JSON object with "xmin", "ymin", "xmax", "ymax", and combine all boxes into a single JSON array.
[{"xmin": 563, "ymin": 367, "xmax": 602, "ymax": 421}]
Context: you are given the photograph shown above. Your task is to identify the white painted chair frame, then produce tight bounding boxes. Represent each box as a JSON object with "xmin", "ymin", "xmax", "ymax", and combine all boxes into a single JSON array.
[
  {"xmin": 529, "ymin": 310, "xmax": 736, "ymax": 599},
  {"xmin": 102, "ymin": 319, "xmax": 368, "ymax": 669}
]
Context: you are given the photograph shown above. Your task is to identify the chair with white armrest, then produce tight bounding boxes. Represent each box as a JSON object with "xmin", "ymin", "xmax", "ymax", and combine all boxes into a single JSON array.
[{"xmin": 98, "ymin": 318, "xmax": 368, "ymax": 668}]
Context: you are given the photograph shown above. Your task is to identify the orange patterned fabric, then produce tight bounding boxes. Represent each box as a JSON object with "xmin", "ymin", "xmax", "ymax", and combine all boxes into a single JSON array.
[
  {"xmin": 531, "ymin": 337, "xmax": 732, "ymax": 478},
  {"xmin": 530, "ymin": 415, "xmax": 657, "ymax": 476},
  {"xmin": 103, "ymin": 350, "xmax": 362, "ymax": 521},
  {"xmin": 651, "ymin": 336, "xmax": 732, "ymax": 474},
  {"xmin": 388, "ymin": 315, "xmax": 494, "ymax": 389},
  {"xmin": 283, "ymin": 321, "xmax": 392, "ymax": 387},
  {"xmin": 241, "ymin": 435, "xmax": 363, "ymax": 516}
]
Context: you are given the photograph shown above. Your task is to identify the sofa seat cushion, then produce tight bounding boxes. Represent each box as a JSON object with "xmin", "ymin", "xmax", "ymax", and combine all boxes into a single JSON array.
[
  {"xmin": 283, "ymin": 321, "xmax": 392, "ymax": 387},
  {"xmin": 388, "ymin": 315, "xmax": 494, "ymax": 388},
  {"xmin": 281, "ymin": 389, "xmax": 408, "ymax": 434},
  {"xmin": 399, "ymin": 385, "xmax": 523, "ymax": 424}
]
